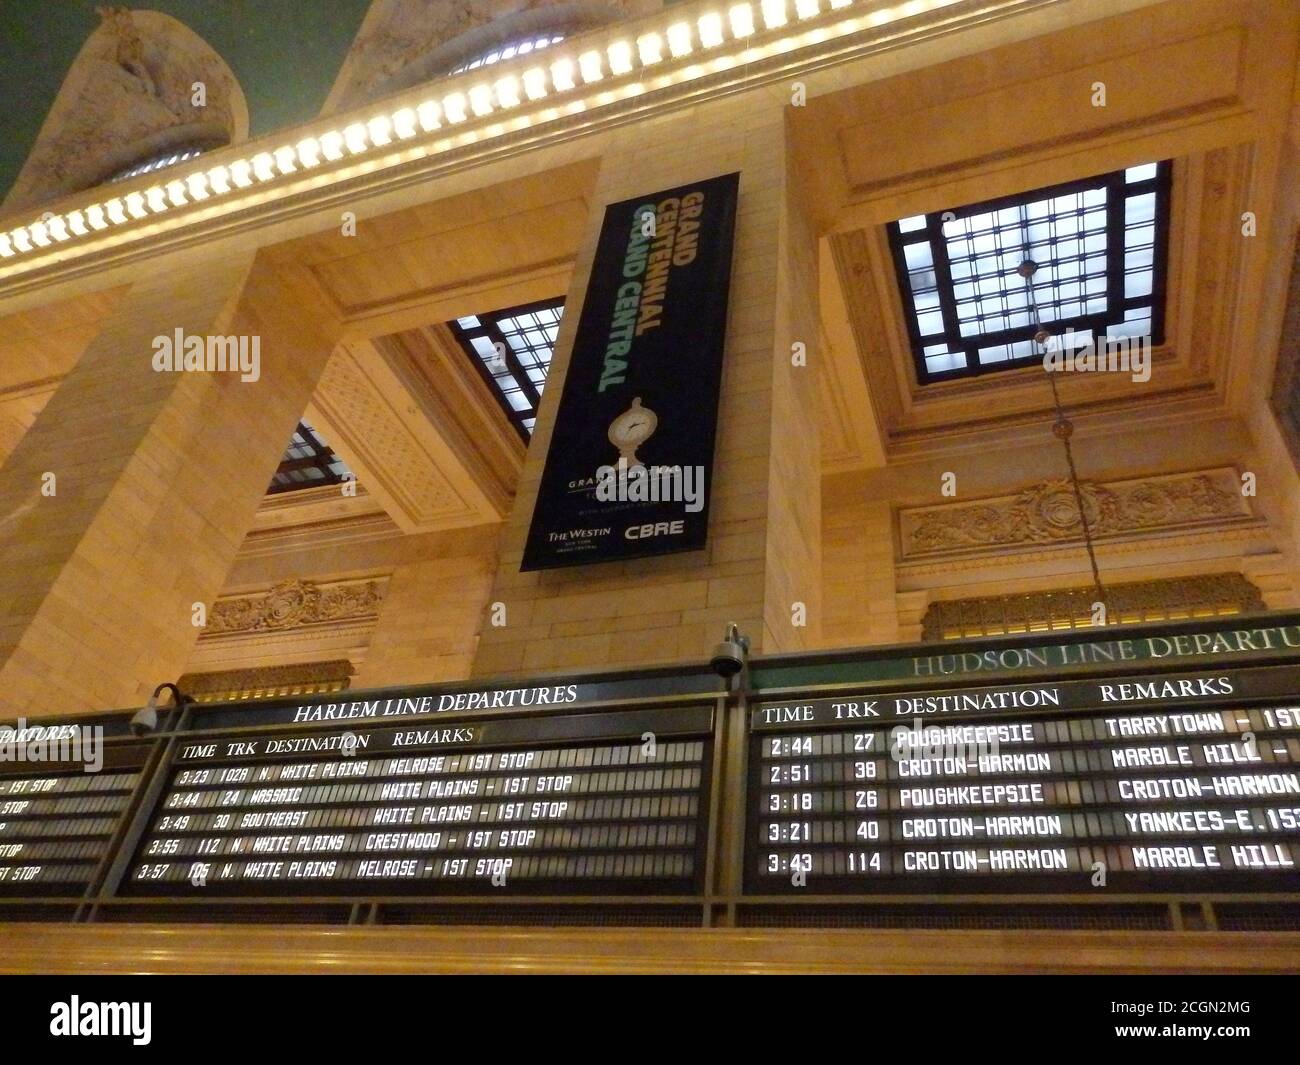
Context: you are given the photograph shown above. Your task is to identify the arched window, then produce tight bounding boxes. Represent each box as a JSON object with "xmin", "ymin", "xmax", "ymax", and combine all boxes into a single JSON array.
[
  {"xmin": 104, "ymin": 143, "xmax": 211, "ymax": 184},
  {"xmin": 1, "ymin": 9, "xmax": 248, "ymax": 214},
  {"xmin": 448, "ymin": 33, "xmax": 567, "ymax": 75}
]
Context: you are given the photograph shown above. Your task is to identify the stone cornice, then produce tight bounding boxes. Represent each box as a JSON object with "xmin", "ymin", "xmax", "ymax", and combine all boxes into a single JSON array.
[
  {"xmin": 239, "ymin": 512, "xmax": 403, "ymax": 559},
  {"xmin": 0, "ymin": 0, "xmax": 1056, "ymax": 297},
  {"xmin": 252, "ymin": 482, "xmax": 386, "ymax": 529}
]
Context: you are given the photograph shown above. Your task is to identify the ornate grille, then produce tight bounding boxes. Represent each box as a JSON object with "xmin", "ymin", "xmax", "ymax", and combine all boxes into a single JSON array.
[
  {"xmin": 920, "ymin": 573, "xmax": 1265, "ymax": 641},
  {"xmin": 177, "ymin": 660, "xmax": 354, "ymax": 703}
]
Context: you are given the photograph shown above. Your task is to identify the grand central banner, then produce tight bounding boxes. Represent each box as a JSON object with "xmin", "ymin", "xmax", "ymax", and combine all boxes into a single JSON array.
[{"xmin": 521, "ymin": 172, "xmax": 740, "ymax": 570}]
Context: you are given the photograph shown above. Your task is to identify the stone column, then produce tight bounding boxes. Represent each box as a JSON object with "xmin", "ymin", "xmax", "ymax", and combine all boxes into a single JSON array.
[
  {"xmin": 0, "ymin": 250, "xmax": 341, "ymax": 715},
  {"xmin": 472, "ymin": 93, "xmax": 821, "ymax": 676}
]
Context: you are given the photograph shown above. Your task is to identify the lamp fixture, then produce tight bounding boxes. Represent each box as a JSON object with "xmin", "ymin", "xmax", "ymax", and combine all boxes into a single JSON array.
[{"xmin": 1020, "ymin": 258, "xmax": 1109, "ymax": 618}]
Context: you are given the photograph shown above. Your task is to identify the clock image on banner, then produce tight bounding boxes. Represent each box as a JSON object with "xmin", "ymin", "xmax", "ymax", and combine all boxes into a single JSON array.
[{"xmin": 521, "ymin": 172, "xmax": 740, "ymax": 570}]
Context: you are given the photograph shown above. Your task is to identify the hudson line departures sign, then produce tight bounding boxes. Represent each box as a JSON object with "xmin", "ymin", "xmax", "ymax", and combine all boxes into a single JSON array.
[
  {"xmin": 521, "ymin": 172, "xmax": 740, "ymax": 570},
  {"xmin": 749, "ymin": 664, "xmax": 1300, "ymax": 893}
]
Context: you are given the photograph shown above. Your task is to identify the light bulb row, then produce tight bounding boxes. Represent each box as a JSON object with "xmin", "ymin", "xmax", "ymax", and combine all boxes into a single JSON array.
[{"xmin": 0, "ymin": 0, "xmax": 860, "ymax": 264}]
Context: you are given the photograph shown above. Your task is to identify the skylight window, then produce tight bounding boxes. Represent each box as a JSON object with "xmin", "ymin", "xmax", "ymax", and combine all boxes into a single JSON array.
[
  {"xmin": 449, "ymin": 297, "xmax": 563, "ymax": 439},
  {"xmin": 267, "ymin": 421, "xmax": 353, "ymax": 494},
  {"xmin": 449, "ymin": 34, "xmax": 566, "ymax": 74},
  {"xmin": 887, "ymin": 162, "xmax": 1171, "ymax": 383}
]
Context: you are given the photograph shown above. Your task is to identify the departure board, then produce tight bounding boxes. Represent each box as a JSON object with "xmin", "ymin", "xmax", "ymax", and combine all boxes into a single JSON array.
[
  {"xmin": 127, "ymin": 704, "xmax": 713, "ymax": 895},
  {"xmin": 747, "ymin": 666, "xmax": 1300, "ymax": 893},
  {"xmin": 0, "ymin": 734, "xmax": 147, "ymax": 896}
]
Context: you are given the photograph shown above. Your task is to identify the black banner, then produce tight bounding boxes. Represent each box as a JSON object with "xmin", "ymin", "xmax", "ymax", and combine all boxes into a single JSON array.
[{"xmin": 522, "ymin": 172, "xmax": 740, "ymax": 570}]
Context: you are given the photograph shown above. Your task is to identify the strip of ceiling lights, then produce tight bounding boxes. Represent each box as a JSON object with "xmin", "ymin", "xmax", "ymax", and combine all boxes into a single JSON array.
[{"xmin": 0, "ymin": 0, "xmax": 958, "ymax": 279}]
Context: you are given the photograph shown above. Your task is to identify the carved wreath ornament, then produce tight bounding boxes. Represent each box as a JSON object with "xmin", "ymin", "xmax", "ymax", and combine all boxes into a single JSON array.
[
  {"xmin": 206, "ymin": 579, "xmax": 384, "ymax": 634},
  {"xmin": 905, "ymin": 475, "xmax": 1241, "ymax": 556}
]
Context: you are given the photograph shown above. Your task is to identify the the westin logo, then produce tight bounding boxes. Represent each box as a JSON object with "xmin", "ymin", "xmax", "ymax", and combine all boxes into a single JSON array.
[{"xmin": 50, "ymin": 997, "xmax": 151, "ymax": 1045}]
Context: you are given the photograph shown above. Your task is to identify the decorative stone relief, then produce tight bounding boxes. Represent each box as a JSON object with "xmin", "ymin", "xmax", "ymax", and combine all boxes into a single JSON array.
[
  {"xmin": 204, "ymin": 578, "xmax": 386, "ymax": 635},
  {"xmin": 899, "ymin": 468, "xmax": 1251, "ymax": 560},
  {"xmin": 311, "ymin": 348, "xmax": 481, "ymax": 530},
  {"xmin": 4, "ymin": 8, "xmax": 248, "ymax": 213}
]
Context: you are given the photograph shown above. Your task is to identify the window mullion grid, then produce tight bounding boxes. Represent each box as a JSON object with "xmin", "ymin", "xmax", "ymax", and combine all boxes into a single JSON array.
[
  {"xmin": 301, "ymin": 424, "xmax": 342, "ymax": 482},
  {"xmin": 450, "ymin": 320, "xmax": 533, "ymax": 441},
  {"xmin": 1116, "ymin": 169, "xmax": 1164, "ymax": 317},
  {"xmin": 1145, "ymin": 161, "xmax": 1172, "ymax": 342},
  {"xmin": 447, "ymin": 298, "xmax": 564, "ymax": 441},
  {"xmin": 268, "ymin": 423, "xmax": 345, "ymax": 493},
  {"xmin": 1010, "ymin": 202, "xmax": 1033, "ymax": 356},
  {"xmin": 480, "ymin": 318, "xmax": 542, "ymax": 410},
  {"xmin": 889, "ymin": 162, "xmax": 1172, "ymax": 384},
  {"xmin": 923, "ymin": 211, "xmax": 969, "ymax": 382},
  {"xmin": 888, "ymin": 231, "xmax": 933, "ymax": 383},
  {"xmin": 1103, "ymin": 169, "xmax": 1128, "ymax": 333}
]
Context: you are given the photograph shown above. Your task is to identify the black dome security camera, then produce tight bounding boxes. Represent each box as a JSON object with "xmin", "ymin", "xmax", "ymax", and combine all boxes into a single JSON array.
[{"xmin": 710, "ymin": 623, "xmax": 749, "ymax": 679}]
